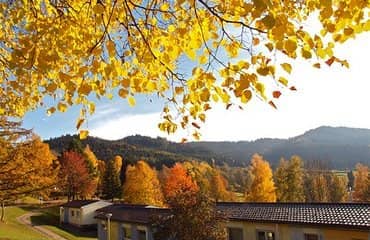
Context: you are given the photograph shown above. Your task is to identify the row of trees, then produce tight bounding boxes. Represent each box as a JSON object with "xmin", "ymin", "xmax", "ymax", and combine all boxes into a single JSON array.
[
  {"xmin": 245, "ymin": 154, "xmax": 369, "ymax": 203},
  {"xmin": 1, "ymin": 119, "xmax": 368, "ymax": 222},
  {"xmin": 57, "ymin": 140, "xmax": 369, "ymax": 204}
]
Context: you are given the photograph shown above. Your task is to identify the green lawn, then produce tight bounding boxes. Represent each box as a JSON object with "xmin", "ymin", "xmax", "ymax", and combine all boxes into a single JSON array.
[
  {"xmin": 33, "ymin": 206, "xmax": 97, "ymax": 240},
  {"xmin": 0, "ymin": 205, "xmax": 96, "ymax": 240},
  {"xmin": 0, "ymin": 206, "xmax": 48, "ymax": 240}
]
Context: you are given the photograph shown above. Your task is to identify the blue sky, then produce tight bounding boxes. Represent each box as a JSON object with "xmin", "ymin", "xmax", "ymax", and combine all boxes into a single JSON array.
[{"xmin": 22, "ymin": 32, "xmax": 370, "ymax": 142}]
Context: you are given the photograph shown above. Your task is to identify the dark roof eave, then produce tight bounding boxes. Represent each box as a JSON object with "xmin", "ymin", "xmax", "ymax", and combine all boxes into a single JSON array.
[
  {"xmin": 227, "ymin": 218, "xmax": 370, "ymax": 231},
  {"xmin": 94, "ymin": 215, "xmax": 150, "ymax": 225}
]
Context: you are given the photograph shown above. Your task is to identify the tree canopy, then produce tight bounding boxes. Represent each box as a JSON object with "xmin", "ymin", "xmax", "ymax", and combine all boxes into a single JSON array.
[
  {"xmin": 122, "ymin": 160, "xmax": 164, "ymax": 206},
  {"xmin": 245, "ymin": 154, "xmax": 276, "ymax": 202},
  {"xmin": 1, "ymin": 0, "xmax": 369, "ymax": 139}
]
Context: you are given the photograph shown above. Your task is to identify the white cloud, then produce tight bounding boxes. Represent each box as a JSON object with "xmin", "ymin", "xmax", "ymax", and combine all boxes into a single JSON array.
[{"xmin": 90, "ymin": 113, "xmax": 163, "ymax": 140}]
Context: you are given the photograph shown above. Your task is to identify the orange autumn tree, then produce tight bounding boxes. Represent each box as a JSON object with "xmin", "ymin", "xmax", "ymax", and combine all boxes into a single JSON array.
[
  {"xmin": 162, "ymin": 163, "xmax": 199, "ymax": 201},
  {"xmin": 122, "ymin": 160, "xmax": 164, "ymax": 206},
  {"xmin": 245, "ymin": 154, "xmax": 276, "ymax": 202},
  {"xmin": 58, "ymin": 151, "xmax": 96, "ymax": 200}
]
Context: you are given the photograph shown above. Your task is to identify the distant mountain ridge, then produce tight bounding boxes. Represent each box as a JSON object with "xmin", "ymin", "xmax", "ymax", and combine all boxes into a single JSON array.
[{"xmin": 46, "ymin": 126, "xmax": 370, "ymax": 169}]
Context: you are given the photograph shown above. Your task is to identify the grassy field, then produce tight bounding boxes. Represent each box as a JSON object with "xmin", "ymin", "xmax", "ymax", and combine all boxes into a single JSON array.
[
  {"xmin": 0, "ymin": 205, "xmax": 96, "ymax": 240},
  {"xmin": 0, "ymin": 206, "xmax": 48, "ymax": 240}
]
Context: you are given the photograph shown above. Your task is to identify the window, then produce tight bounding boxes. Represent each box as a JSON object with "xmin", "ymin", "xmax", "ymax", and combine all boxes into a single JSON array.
[
  {"xmin": 121, "ymin": 225, "xmax": 132, "ymax": 240},
  {"xmin": 71, "ymin": 210, "xmax": 74, "ymax": 217},
  {"xmin": 138, "ymin": 229, "xmax": 147, "ymax": 240},
  {"xmin": 257, "ymin": 231, "xmax": 275, "ymax": 240},
  {"xmin": 76, "ymin": 211, "xmax": 80, "ymax": 218},
  {"xmin": 304, "ymin": 233, "xmax": 319, "ymax": 240},
  {"xmin": 228, "ymin": 227, "xmax": 243, "ymax": 240}
]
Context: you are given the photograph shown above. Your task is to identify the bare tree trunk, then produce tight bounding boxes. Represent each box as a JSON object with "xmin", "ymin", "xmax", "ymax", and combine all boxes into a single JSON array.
[{"xmin": 1, "ymin": 201, "xmax": 5, "ymax": 222}]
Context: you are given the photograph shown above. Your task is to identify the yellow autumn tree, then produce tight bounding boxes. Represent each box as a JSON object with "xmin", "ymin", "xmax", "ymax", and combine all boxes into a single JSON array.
[
  {"xmin": 183, "ymin": 160, "xmax": 213, "ymax": 194},
  {"xmin": 1, "ymin": 1, "xmax": 369, "ymax": 139},
  {"xmin": 0, "ymin": 119, "xmax": 58, "ymax": 220},
  {"xmin": 84, "ymin": 145, "xmax": 98, "ymax": 168},
  {"xmin": 245, "ymin": 154, "xmax": 276, "ymax": 202},
  {"xmin": 113, "ymin": 155, "xmax": 123, "ymax": 174},
  {"xmin": 353, "ymin": 163, "xmax": 370, "ymax": 202},
  {"xmin": 122, "ymin": 160, "xmax": 164, "ymax": 206},
  {"xmin": 209, "ymin": 169, "xmax": 235, "ymax": 202}
]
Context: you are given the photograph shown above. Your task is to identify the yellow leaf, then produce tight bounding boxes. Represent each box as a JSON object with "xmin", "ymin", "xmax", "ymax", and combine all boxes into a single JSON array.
[
  {"xmin": 199, "ymin": 113, "xmax": 206, "ymax": 122},
  {"xmin": 301, "ymin": 49, "xmax": 312, "ymax": 59},
  {"xmin": 280, "ymin": 63, "xmax": 292, "ymax": 74},
  {"xmin": 93, "ymin": 4, "xmax": 105, "ymax": 14},
  {"xmin": 265, "ymin": 43, "xmax": 274, "ymax": 51},
  {"xmin": 343, "ymin": 27, "xmax": 354, "ymax": 36},
  {"xmin": 284, "ymin": 39, "xmax": 297, "ymax": 53},
  {"xmin": 119, "ymin": 88, "xmax": 128, "ymax": 98},
  {"xmin": 57, "ymin": 102, "xmax": 68, "ymax": 112},
  {"xmin": 88, "ymin": 102, "xmax": 96, "ymax": 115},
  {"xmin": 79, "ymin": 130, "xmax": 89, "ymax": 140},
  {"xmin": 255, "ymin": 82, "xmax": 266, "ymax": 99},
  {"xmin": 253, "ymin": 37, "xmax": 260, "ymax": 46},
  {"xmin": 257, "ymin": 67, "xmax": 270, "ymax": 76},
  {"xmin": 128, "ymin": 96, "xmax": 136, "ymax": 107},
  {"xmin": 278, "ymin": 77, "xmax": 288, "ymax": 86},
  {"xmin": 106, "ymin": 40, "xmax": 116, "ymax": 56},
  {"xmin": 241, "ymin": 90, "xmax": 252, "ymax": 103},
  {"xmin": 46, "ymin": 83, "xmax": 57, "ymax": 93},
  {"xmin": 78, "ymin": 83, "xmax": 92, "ymax": 95},
  {"xmin": 199, "ymin": 55, "xmax": 208, "ymax": 64},
  {"xmin": 121, "ymin": 78, "xmax": 130, "ymax": 88},
  {"xmin": 47, "ymin": 107, "xmax": 56, "ymax": 116},
  {"xmin": 59, "ymin": 72, "xmax": 72, "ymax": 82},
  {"xmin": 76, "ymin": 118, "xmax": 84, "ymax": 129},
  {"xmin": 313, "ymin": 63, "xmax": 321, "ymax": 68},
  {"xmin": 185, "ymin": 49, "xmax": 196, "ymax": 60},
  {"xmin": 175, "ymin": 87, "xmax": 184, "ymax": 95},
  {"xmin": 168, "ymin": 25, "xmax": 175, "ymax": 33},
  {"xmin": 160, "ymin": 3, "xmax": 169, "ymax": 11},
  {"xmin": 261, "ymin": 14, "xmax": 275, "ymax": 29},
  {"xmin": 146, "ymin": 81, "xmax": 156, "ymax": 91}
]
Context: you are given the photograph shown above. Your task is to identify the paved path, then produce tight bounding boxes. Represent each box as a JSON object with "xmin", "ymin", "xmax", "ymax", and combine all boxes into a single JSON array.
[{"xmin": 17, "ymin": 212, "xmax": 67, "ymax": 240}]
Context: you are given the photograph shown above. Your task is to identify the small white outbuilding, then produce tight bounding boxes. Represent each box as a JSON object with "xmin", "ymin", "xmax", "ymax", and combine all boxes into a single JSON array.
[{"xmin": 60, "ymin": 200, "xmax": 112, "ymax": 228}]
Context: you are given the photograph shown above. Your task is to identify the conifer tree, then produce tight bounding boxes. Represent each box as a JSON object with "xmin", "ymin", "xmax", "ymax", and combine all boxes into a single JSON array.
[{"xmin": 102, "ymin": 159, "xmax": 122, "ymax": 201}]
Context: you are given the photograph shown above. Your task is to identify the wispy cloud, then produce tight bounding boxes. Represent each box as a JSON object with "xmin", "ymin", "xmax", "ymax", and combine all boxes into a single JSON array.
[{"xmin": 89, "ymin": 104, "xmax": 122, "ymax": 122}]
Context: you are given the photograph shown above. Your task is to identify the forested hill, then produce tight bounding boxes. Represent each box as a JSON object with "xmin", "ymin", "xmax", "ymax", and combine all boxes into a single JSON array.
[{"xmin": 46, "ymin": 126, "xmax": 370, "ymax": 169}]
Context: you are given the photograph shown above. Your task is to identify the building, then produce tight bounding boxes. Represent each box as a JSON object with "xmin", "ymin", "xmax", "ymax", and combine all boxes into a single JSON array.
[
  {"xmin": 218, "ymin": 202, "xmax": 370, "ymax": 240},
  {"xmin": 95, "ymin": 204, "xmax": 170, "ymax": 240},
  {"xmin": 60, "ymin": 200, "xmax": 112, "ymax": 228}
]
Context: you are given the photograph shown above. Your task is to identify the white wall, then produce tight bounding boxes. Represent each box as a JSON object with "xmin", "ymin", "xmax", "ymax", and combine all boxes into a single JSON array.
[{"xmin": 81, "ymin": 201, "xmax": 112, "ymax": 226}]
